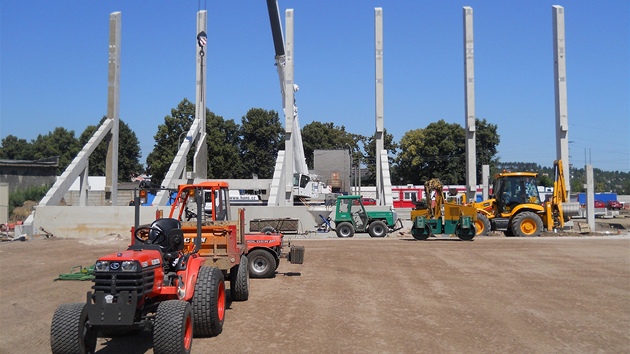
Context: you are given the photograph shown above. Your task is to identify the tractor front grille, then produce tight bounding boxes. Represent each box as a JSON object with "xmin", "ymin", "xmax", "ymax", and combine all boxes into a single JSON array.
[{"xmin": 92, "ymin": 268, "xmax": 155, "ymax": 298}]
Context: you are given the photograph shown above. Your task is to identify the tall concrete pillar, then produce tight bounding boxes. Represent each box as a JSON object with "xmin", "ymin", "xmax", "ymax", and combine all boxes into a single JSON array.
[
  {"xmin": 482, "ymin": 164, "xmax": 490, "ymax": 201},
  {"xmin": 105, "ymin": 11, "xmax": 120, "ymax": 205},
  {"xmin": 282, "ymin": 9, "xmax": 295, "ymax": 205},
  {"xmin": 585, "ymin": 164, "xmax": 594, "ymax": 230},
  {"xmin": 193, "ymin": 10, "xmax": 208, "ymax": 180},
  {"xmin": 374, "ymin": 7, "xmax": 384, "ymax": 205},
  {"xmin": 553, "ymin": 5, "xmax": 570, "ymax": 195},
  {"xmin": 463, "ymin": 6, "xmax": 477, "ymax": 203}
]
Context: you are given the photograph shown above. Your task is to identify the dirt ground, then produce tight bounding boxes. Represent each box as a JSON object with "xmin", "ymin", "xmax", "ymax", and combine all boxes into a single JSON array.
[{"xmin": 1, "ymin": 228, "xmax": 629, "ymax": 354}]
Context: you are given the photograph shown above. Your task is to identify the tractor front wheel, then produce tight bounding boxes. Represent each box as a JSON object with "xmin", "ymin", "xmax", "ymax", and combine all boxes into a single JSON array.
[
  {"xmin": 153, "ymin": 300, "xmax": 193, "ymax": 354},
  {"xmin": 192, "ymin": 266, "xmax": 225, "ymax": 337},
  {"xmin": 51, "ymin": 303, "xmax": 97, "ymax": 354},
  {"xmin": 475, "ymin": 214, "xmax": 491, "ymax": 236},
  {"xmin": 230, "ymin": 254, "xmax": 250, "ymax": 301},
  {"xmin": 247, "ymin": 249, "xmax": 277, "ymax": 278},
  {"xmin": 368, "ymin": 220, "xmax": 388, "ymax": 238},
  {"xmin": 335, "ymin": 222, "xmax": 355, "ymax": 238},
  {"xmin": 512, "ymin": 211, "xmax": 543, "ymax": 237}
]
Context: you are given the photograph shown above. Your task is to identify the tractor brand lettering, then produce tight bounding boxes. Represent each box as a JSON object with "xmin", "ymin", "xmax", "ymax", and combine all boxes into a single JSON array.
[
  {"xmin": 184, "ymin": 237, "xmax": 207, "ymax": 243},
  {"xmin": 141, "ymin": 261, "xmax": 148, "ymax": 267},
  {"xmin": 151, "ymin": 259, "xmax": 160, "ymax": 265},
  {"xmin": 248, "ymin": 240, "xmax": 274, "ymax": 244}
]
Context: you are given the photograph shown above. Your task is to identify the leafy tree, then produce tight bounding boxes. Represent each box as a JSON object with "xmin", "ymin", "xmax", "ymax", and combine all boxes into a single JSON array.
[
  {"xmin": 475, "ymin": 118, "xmax": 500, "ymax": 180},
  {"xmin": 394, "ymin": 128, "xmax": 426, "ymax": 185},
  {"xmin": 538, "ymin": 174, "xmax": 554, "ymax": 188},
  {"xmin": 361, "ymin": 129, "xmax": 399, "ymax": 186},
  {"xmin": 0, "ymin": 135, "xmax": 34, "ymax": 160},
  {"xmin": 78, "ymin": 117, "xmax": 143, "ymax": 181},
  {"xmin": 393, "ymin": 118, "xmax": 500, "ymax": 185},
  {"xmin": 301, "ymin": 121, "xmax": 363, "ymax": 169},
  {"xmin": 240, "ymin": 108, "xmax": 283, "ymax": 179},
  {"xmin": 146, "ymin": 99, "xmax": 197, "ymax": 185},
  {"xmin": 206, "ymin": 113, "xmax": 244, "ymax": 179},
  {"xmin": 31, "ymin": 128, "xmax": 81, "ymax": 174}
]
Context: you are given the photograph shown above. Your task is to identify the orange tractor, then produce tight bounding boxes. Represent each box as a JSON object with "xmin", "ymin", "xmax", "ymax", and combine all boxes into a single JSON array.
[{"xmin": 51, "ymin": 182, "xmax": 249, "ymax": 354}]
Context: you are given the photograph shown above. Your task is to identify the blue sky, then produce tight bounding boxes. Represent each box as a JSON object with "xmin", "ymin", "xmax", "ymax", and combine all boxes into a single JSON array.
[{"xmin": 1, "ymin": 1, "xmax": 628, "ymax": 172}]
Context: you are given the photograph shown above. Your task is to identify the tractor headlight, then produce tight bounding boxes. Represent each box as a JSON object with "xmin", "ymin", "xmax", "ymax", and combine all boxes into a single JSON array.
[
  {"xmin": 121, "ymin": 261, "xmax": 138, "ymax": 272},
  {"xmin": 95, "ymin": 260, "xmax": 110, "ymax": 271}
]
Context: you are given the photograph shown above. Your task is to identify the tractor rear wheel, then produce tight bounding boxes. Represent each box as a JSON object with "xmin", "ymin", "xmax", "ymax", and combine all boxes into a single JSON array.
[
  {"xmin": 153, "ymin": 300, "xmax": 193, "ymax": 354},
  {"xmin": 247, "ymin": 249, "xmax": 277, "ymax": 278},
  {"xmin": 230, "ymin": 254, "xmax": 250, "ymax": 301},
  {"xmin": 512, "ymin": 211, "xmax": 543, "ymax": 237},
  {"xmin": 368, "ymin": 220, "xmax": 388, "ymax": 238},
  {"xmin": 192, "ymin": 266, "xmax": 225, "ymax": 337},
  {"xmin": 475, "ymin": 214, "xmax": 491, "ymax": 236},
  {"xmin": 335, "ymin": 222, "xmax": 355, "ymax": 238},
  {"xmin": 51, "ymin": 303, "xmax": 97, "ymax": 354}
]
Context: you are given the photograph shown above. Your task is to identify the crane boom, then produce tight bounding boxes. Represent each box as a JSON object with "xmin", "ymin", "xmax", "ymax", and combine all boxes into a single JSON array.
[{"xmin": 265, "ymin": 0, "xmax": 309, "ymax": 175}]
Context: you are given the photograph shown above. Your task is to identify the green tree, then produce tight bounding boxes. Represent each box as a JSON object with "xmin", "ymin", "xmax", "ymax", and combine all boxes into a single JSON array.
[
  {"xmin": 78, "ymin": 117, "xmax": 143, "ymax": 181},
  {"xmin": 240, "ymin": 108, "xmax": 283, "ymax": 179},
  {"xmin": 394, "ymin": 118, "xmax": 500, "ymax": 185},
  {"xmin": 0, "ymin": 135, "xmax": 34, "ymax": 160},
  {"xmin": 31, "ymin": 128, "xmax": 81, "ymax": 174},
  {"xmin": 538, "ymin": 174, "xmax": 554, "ymax": 188},
  {"xmin": 475, "ymin": 118, "xmax": 500, "ymax": 181},
  {"xmin": 361, "ymin": 129, "xmax": 399, "ymax": 186},
  {"xmin": 301, "ymin": 121, "xmax": 363, "ymax": 169},
  {"xmin": 206, "ymin": 113, "xmax": 244, "ymax": 179},
  {"xmin": 146, "ymin": 99, "xmax": 197, "ymax": 185}
]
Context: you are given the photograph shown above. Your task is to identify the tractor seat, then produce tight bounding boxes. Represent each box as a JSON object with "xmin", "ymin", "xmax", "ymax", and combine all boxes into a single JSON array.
[{"xmin": 149, "ymin": 218, "xmax": 185, "ymax": 255}]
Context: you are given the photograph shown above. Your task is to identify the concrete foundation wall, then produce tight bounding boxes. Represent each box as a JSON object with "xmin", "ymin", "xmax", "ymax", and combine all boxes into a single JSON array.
[{"xmin": 31, "ymin": 205, "xmax": 325, "ymax": 238}]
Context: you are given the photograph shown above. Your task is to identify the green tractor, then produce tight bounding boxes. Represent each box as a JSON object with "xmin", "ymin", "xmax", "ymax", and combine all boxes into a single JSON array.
[{"xmin": 332, "ymin": 195, "xmax": 403, "ymax": 238}]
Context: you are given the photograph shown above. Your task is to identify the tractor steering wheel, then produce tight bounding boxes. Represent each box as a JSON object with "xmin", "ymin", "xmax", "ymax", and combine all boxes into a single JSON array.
[
  {"xmin": 134, "ymin": 226, "xmax": 164, "ymax": 245},
  {"xmin": 184, "ymin": 207, "xmax": 197, "ymax": 221}
]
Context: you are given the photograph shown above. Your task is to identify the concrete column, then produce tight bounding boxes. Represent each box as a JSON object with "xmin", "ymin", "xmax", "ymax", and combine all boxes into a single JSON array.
[
  {"xmin": 463, "ymin": 6, "xmax": 477, "ymax": 204},
  {"xmin": 283, "ymin": 9, "xmax": 295, "ymax": 205},
  {"xmin": 193, "ymin": 10, "xmax": 208, "ymax": 180},
  {"xmin": 482, "ymin": 164, "xmax": 490, "ymax": 201},
  {"xmin": 553, "ymin": 5, "xmax": 570, "ymax": 195},
  {"xmin": 105, "ymin": 12, "xmax": 120, "ymax": 206},
  {"xmin": 374, "ymin": 7, "xmax": 384, "ymax": 204},
  {"xmin": 585, "ymin": 164, "xmax": 594, "ymax": 230}
]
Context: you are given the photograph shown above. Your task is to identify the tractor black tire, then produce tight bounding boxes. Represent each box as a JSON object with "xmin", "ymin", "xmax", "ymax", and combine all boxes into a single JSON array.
[
  {"xmin": 475, "ymin": 214, "xmax": 491, "ymax": 236},
  {"xmin": 368, "ymin": 220, "xmax": 388, "ymax": 238},
  {"xmin": 192, "ymin": 266, "xmax": 225, "ymax": 337},
  {"xmin": 247, "ymin": 249, "xmax": 277, "ymax": 278},
  {"xmin": 50, "ymin": 302, "xmax": 97, "ymax": 354},
  {"xmin": 153, "ymin": 300, "xmax": 193, "ymax": 354},
  {"xmin": 230, "ymin": 254, "xmax": 250, "ymax": 301},
  {"xmin": 335, "ymin": 222, "xmax": 355, "ymax": 238},
  {"xmin": 511, "ymin": 211, "xmax": 544, "ymax": 237}
]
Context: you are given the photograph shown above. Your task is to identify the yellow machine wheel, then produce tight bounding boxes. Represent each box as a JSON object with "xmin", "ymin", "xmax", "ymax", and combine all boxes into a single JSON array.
[
  {"xmin": 511, "ymin": 211, "xmax": 543, "ymax": 237},
  {"xmin": 475, "ymin": 214, "xmax": 491, "ymax": 236}
]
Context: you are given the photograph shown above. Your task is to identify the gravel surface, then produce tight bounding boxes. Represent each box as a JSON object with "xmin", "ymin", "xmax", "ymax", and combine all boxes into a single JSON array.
[{"xmin": 1, "ymin": 233, "xmax": 629, "ymax": 353}]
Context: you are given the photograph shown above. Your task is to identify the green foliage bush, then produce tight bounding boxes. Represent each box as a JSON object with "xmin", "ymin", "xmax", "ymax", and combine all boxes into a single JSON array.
[{"xmin": 9, "ymin": 185, "xmax": 49, "ymax": 218}]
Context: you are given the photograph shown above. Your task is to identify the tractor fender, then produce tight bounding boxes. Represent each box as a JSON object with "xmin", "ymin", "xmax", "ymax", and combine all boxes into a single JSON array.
[
  {"xmin": 177, "ymin": 255, "xmax": 206, "ymax": 301},
  {"xmin": 508, "ymin": 205, "xmax": 544, "ymax": 225}
]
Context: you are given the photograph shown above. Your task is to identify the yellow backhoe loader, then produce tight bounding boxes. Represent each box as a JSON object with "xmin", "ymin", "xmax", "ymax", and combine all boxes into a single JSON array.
[{"xmin": 473, "ymin": 160, "xmax": 578, "ymax": 237}]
